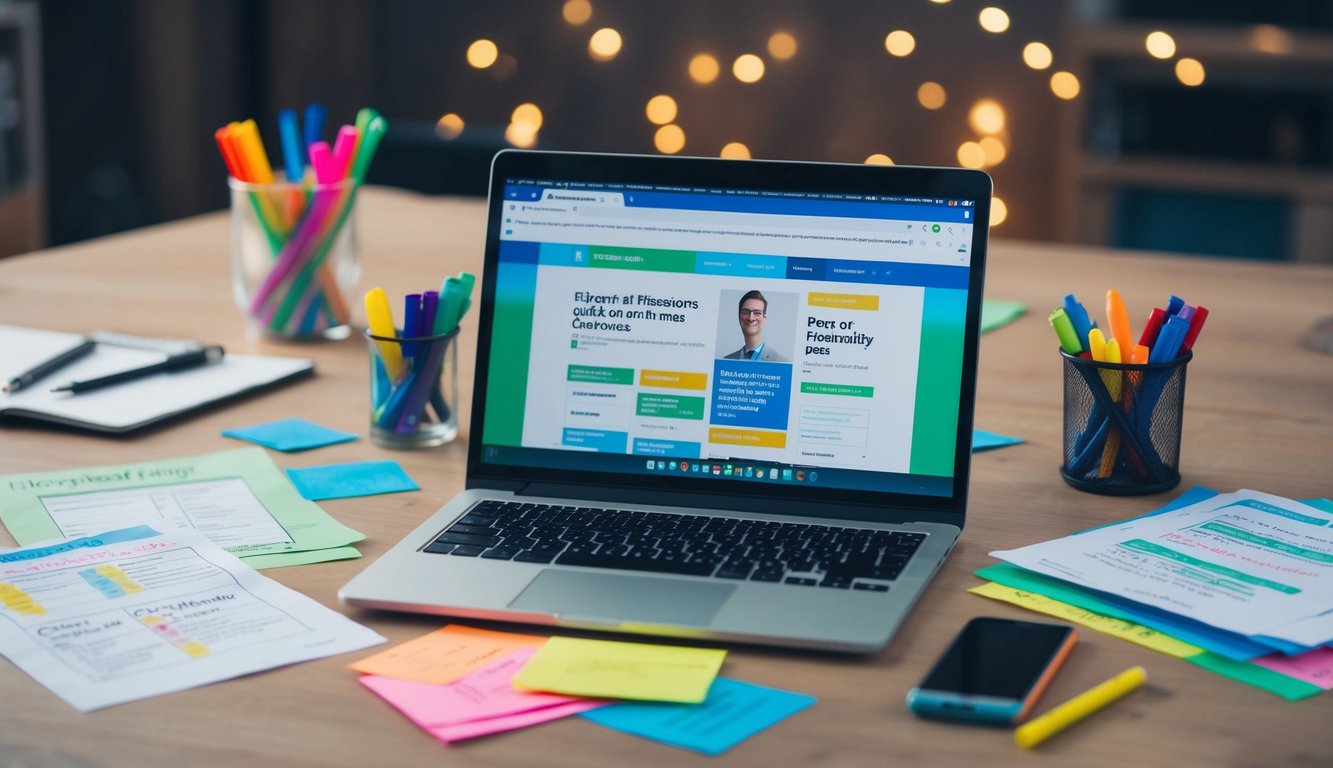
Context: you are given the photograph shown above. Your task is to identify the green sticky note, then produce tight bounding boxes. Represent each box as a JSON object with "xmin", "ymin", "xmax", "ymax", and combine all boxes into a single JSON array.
[
  {"xmin": 512, "ymin": 636, "xmax": 726, "ymax": 703},
  {"xmin": 1187, "ymin": 652, "xmax": 1323, "ymax": 701}
]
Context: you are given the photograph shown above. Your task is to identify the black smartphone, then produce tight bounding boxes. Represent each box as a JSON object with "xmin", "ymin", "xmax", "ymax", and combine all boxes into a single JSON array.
[{"xmin": 905, "ymin": 617, "xmax": 1077, "ymax": 725}]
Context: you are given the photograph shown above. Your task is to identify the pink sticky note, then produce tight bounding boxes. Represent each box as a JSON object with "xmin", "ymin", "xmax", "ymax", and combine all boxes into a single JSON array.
[
  {"xmin": 1252, "ymin": 647, "xmax": 1333, "ymax": 690},
  {"xmin": 360, "ymin": 648, "xmax": 607, "ymax": 743}
]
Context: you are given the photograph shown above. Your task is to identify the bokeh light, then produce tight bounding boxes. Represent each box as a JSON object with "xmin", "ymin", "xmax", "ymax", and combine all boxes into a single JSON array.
[
  {"xmin": 957, "ymin": 142, "xmax": 985, "ymax": 169},
  {"xmin": 733, "ymin": 54, "xmax": 766, "ymax": 83},
  {"xmin": 968, "ymin": 99, "xmax": 1005, "ymax": 135},
  {"xmin": 654, "ymin": 124, "xmax": 686, "ymax": 154},
  {"xmin": 979, "ymin": 136, "xmax": 1007, "ymax": 166},
  {"xmin": 689, "ymin": 53, "xmax": 721, "ymax": 84},
  {"xmin": 1145, "ymin": 31, "xmax": 1176, "ymax": 59},
  {"xmin": 917, "ymin": 82, "xmax": 947, "ymax": 110},
  {"xmin": 885, "ymin": 30, "xmax": 916, "ymax": 57},
  {"xmin": 1175, "ymin": 57, "xmax": 1205, "ymax": 86},
  {"xmin": 505, "ymin": 121, "xmax": 538, "ymax": 148},
  {"xmin": 511, "ymin": 103, "xmax": 543, "ymax": 130},
  {"xmin": 588, "ymin": 28, "xmax": 622, "ymax": 61},
  {"xmin": 990, "ymin": 197, "xmax": 1008, "ymax": 226},
  {"xmin": 562, "ymin": 0, "xmax": 592, "ymax": 25},
  {"xmin": 434, "ymin": 113, "xmax": 464, "ymax": 140},
  {"xmin": 645, "ymin": 95, "xmax": 678, "ymax": 125},
  {"xmin": 720, "ymin": 142, "xmax": 751, "ymax": 159},
  {"xmin": 864, "ymin": 154, "xmax": 894, "ymax": 165},
  {"xmin": 1249, "ymin": 24, "xmax": 1293, "ymax": 55},
  {"xmin": 979, "ymin": 7, "xmax": 1010, "ymax": 33},
  {"xmin": 1022, "ymin": 42, "xmax": 1052, "ymax": 70},
  {"xmin": 466, "ymin": 39, "xmax": 499, "ymax": 69},
  {"xmin": 768, "ymin": 31, "xmax": 798, "ymax": 60},
  {"xmin": 1050, "ymin": 70, "xmax": 1080, "ymax": 99}
]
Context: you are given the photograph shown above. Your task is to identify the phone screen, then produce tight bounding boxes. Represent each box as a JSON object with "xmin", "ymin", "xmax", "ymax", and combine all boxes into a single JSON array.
[{"xmin": 918, "ymin": 617, "xmax": 1073, "ymax": 699}]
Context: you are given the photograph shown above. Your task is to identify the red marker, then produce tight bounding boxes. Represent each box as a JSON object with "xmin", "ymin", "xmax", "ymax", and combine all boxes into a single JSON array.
[{"xmin": 1180, "ymin": 305, "xmax": 1209, "ymax": 352}]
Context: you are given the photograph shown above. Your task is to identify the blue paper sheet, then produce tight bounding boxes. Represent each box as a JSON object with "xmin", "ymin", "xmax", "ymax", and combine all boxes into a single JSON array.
[
  {"xmin": 285, "ymin": 460, "xmax": 419, "ymax": 501},
  {"xmin": 222, "ymin": 418, "xmax": 358, "ymax": 452},
  {"xmin": 581, "ymin": 677, "xmax": 815, "ymax": 756},
  {"xmin": 972, "ymin": 429, "xmax": 1023, "ymax": 452}
]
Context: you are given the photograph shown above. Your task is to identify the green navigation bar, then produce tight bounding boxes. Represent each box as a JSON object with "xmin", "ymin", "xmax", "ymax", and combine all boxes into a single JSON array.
[{"xmin": 588, "ymin": 245, "xmax": 696, "ymax": 273}]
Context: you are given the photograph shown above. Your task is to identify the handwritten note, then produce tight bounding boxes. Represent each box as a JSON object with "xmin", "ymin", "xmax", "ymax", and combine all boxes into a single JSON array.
[
  {"xmin": 360, "ymin": 648, "xmax": 604, "ymax": 743},
  {"xmin": 350, "ymin": 624, "xmax": 546, "ymax": 685},
  {"xmin": 513, "ymin": 636, "xmax": 726, "ymax": 703},
  {"xmin": 582, "ymin": 677, "xmax": 815, "ymax": 755}
]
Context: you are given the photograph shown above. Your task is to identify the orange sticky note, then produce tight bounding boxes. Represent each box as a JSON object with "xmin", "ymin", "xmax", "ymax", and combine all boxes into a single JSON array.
[{"xmin": 348, "ymin": 625, "xmax": 547, "ymax": 685}]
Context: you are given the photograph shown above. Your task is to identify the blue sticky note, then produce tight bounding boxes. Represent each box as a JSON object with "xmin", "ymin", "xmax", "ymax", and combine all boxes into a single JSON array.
[
  {"xmin": 972, "ymin": 429, "xmax": 1023, "ymax": 452},
  {"xmin": 222, "ymin": 418, "xmax": 358, "ymax": 452},
  {"xmin": 285, "ymin": 460, "xmax": 419, "ymax": 501},
  {"xmin": 581, "ymin": 677, "xmax": 815, "ymax": 756}
]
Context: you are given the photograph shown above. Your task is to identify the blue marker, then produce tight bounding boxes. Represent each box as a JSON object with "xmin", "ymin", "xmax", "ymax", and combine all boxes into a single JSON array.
[
  {"xmin": 277, "ymin": 109, "xmax": 304, "ymax": 182},
  {"xmin": 1148, "ymin": 315, "xmax": 1190, "ymax": 363},
  {"xmin": 303, "ymin": 103, "xmax": 327, "ymax": 153},
  {"xmin": 1166, "ymin": 295, "xmax": 1186, "ymax": 316},
  {"xmin": 1062, "ymin": 294, "xmax": 1098, "ymax": 348}
]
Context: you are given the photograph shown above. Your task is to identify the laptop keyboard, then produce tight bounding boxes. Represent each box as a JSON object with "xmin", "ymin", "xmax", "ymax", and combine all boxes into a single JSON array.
[{"xmin": 422, "ymin": 500, "xmax": 925, "ymax": 591}]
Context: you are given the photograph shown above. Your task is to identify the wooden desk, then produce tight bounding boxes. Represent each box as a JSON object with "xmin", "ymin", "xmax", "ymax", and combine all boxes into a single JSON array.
[{"xmin": 1, "ymin": 188, "xmax": 1329, "ymax": 766}]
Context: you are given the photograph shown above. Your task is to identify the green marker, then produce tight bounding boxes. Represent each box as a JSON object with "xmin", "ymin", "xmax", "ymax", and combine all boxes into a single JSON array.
[{"xmin": 1049, "ymin": 307, "xmax": 1084, "ymax": 355}]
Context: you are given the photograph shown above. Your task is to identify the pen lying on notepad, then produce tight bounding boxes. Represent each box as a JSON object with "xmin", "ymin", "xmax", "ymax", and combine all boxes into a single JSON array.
[{"xmin": 51, "ymin": 346, "xmax": 225, "ymax": 394}]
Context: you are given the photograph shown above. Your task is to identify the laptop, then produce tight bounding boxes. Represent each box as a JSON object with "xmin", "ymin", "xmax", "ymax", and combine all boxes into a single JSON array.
[{"xmin": 340, "ymin": 150, "xmax": 991, "ymax": 653}]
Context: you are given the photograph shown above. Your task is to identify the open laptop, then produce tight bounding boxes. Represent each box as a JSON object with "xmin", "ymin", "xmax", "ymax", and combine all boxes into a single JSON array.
[{"xmin": 340, "ymin": 150, "xmax": 991, "ymax": 652}]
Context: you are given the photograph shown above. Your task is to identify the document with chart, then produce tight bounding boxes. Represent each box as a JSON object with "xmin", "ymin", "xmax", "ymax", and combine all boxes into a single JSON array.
[{"xmin": 0, "ymin": 525, "xmax": 383, "ymax": 711}]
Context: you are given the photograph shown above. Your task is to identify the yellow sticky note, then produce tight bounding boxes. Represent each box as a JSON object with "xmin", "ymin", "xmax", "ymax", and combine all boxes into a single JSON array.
[
  {"xmin": 969, "ymin": 582, "xmax": 1202, "ymax": 659},
  {"xmin": 512, "ymin": 636, "xmax": 726, "ymax": 703},
  {"xmin": 349, "ymin": 624, "xmax": 547, "ymax": 684}
]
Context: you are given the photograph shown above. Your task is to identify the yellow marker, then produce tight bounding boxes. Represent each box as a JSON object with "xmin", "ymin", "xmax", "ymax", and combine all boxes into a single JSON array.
[
  {"xmin": 364, "ymin": 287, "xmax": 405, "ymax": 381},
  {"xmin": 1097, "ymin": 338, "xmax": 1123, "ymax": 477},
  {"xmin": 1086, "ymin": 328, "xmax": 1107, "ymax": 362},
  {"xmin": 1014, "ymin": 666, "xmax": 1146, "ymax": 749}
]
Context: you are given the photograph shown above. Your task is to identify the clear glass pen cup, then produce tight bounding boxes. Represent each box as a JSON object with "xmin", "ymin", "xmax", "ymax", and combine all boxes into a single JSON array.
[
  {"xmin": 229, "ymin": 177, "xmax": 361, "ymax": 341},
  {"xmin": 1059, "ymin": 349, "xmax": 1190, "ymax": 496},
  {"xmin": 366, "ymin": 327, "xmax": 460, "ymax": 449}
]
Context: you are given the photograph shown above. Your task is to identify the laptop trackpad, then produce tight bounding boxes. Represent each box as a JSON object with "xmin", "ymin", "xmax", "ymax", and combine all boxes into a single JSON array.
[{"xmin": 510, "ymin": 570, "xmax": 735, "ymax": 626}]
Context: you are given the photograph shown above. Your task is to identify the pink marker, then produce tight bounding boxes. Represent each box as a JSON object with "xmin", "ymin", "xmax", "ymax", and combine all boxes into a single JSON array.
[{"xmin": 331, "ymin": 125, "xmax": 359, "ymax": 179}]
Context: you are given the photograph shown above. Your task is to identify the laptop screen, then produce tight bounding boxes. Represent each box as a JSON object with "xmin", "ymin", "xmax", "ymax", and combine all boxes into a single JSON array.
[{"xmin": 471, "ymin": 152, "xmax": 989, "ymax": 519}]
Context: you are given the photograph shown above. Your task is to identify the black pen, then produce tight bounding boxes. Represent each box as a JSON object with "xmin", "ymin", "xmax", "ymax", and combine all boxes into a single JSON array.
[
  {"xmin": 3, "ymin": 338, "xmax": 97, "ymax": 393},
  {"xmin": 51, "ymin": 345, "xmax": 225, "ymax": 394}
]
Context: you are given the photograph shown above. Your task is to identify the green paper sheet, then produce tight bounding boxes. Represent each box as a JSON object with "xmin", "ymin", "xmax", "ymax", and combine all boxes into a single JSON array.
[
  {"xmin": 1187, "ymin": 652, "xmax": 1322, "ymax": 701},
  {"xmin": 0, "ymin": 447, "xmax": 363, "ymax": 569},
  {"xmin": 981, "ymin": 298, "xmax": 1027, "ymax": 334}
]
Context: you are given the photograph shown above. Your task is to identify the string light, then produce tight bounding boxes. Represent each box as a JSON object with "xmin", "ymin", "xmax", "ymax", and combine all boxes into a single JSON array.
[
  {"xmin": 957, "ymin": 142, "xmax": 985, "ymax": 169},
  {"xmin": 990, "ymin": 197, "xmax": 1007, "ymax": 226},
  {"xmin": 720, "ymin": 142, "xmax": 751, "ymax": 159},
  {"xmin": 1022, "ymin": 42, "xmax": 1052, "ymax": 70},
  {"xmin": 435, "ymin": 113, "xmax": 464, "ymax": 140},
  {"xmin": 466, "ymin": 39, "xmax": 499, "ymax": 69},
  {"xmin": 645, "ymin": 95, "xmax": 678, "ymax": 125},
  {"xmin": 654, "ymin": 124, "xmax": 686, "ymax": 154},
  {"xmin": 562, "ymin": 0, "xmax": 592, "ymax": 25},
  {"xmin": 917, "ymin": 82, "xmax": 947, "ymax": 110},
  {"xmin": 884, "ymin": 30, "xmax": 916, "ymax": 57},
  {"xmin": 768, "ymin": 31, "xmax": 797, "ymax": 60},
  {"xmin": 864, "ymin": 154, "xmax": 894, "ymax": 165},
  {"xmin": 978, "ymin": 7, "xmax": 1010, "ymax": 33},
  {"xmin": 1050, "ymin": 71, "xmax": 1080, "ymax": 99},
  {"xmin": 968, "ymin": 99, "xmax": 1005, "ymax": 135},
  {"xmin": 689, "ymin": 53, "xmax": 721, "ymax": 84},
  {"xmin": 733, "ymin": 54, "xmax": 766, "ymax": 83},
  {"xmin": 1175, "ymin": 57, "xmax": 1205, "ymax": 86},
  {"xmin": 1145, "ymin": 31, "xmax": 1176, "ymax": 59},
  {"xmin": 588, "ymin": 28, "xmax": 622, "ymax": 61}
]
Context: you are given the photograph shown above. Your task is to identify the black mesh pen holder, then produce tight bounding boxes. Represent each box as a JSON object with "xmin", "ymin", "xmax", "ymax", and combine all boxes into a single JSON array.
[{"xmin": 1059, "ymin": 349, "xmax": 1190, "ymax": 495}]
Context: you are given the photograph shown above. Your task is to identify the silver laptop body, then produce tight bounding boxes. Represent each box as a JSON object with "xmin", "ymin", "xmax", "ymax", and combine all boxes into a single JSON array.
[{"xmin": 340, "ymin": 150, "xmax": 991, "ymax": 653}]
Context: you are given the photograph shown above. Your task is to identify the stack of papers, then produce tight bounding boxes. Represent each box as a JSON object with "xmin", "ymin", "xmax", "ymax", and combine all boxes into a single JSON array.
[
  {"xmin": 977, "ymin": 488, "xmax": 1333, "ymax": 700},
  {"xmin": 0, "ymin": 525, "xmax": 383, "ymax": 711},
  {"xmin": 351, "ymin": 625, "xmax": 814, "ymax": 755}
]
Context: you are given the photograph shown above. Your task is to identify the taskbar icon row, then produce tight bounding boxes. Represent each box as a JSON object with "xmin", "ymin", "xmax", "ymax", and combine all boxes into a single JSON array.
[{"xmin": 644, "ymin": 459, "xmax": 817, "ymax": 483}]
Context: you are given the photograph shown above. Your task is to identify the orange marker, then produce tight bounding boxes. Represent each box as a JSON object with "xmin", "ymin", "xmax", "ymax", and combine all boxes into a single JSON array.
[{"xmin": 1106, "ymin": 289, "xmax": 1133, "ymax": 351}]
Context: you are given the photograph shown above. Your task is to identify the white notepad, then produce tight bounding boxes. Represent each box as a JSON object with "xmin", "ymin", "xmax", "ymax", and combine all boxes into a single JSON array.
[{"xmin": 0, "ymin": 325, "xmax": 314, "ymax": 433}]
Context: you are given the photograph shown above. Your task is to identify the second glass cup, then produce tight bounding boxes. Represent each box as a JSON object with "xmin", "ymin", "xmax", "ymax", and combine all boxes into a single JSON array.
[{"xmin": 366, "ymin": 327, "xmax": 460, "ymax": 449}]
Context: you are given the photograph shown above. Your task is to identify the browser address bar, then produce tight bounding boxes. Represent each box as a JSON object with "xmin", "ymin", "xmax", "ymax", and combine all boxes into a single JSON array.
[{"xmin": 573, "ymin": 203, "xmax": 917, "ymax": 237}]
